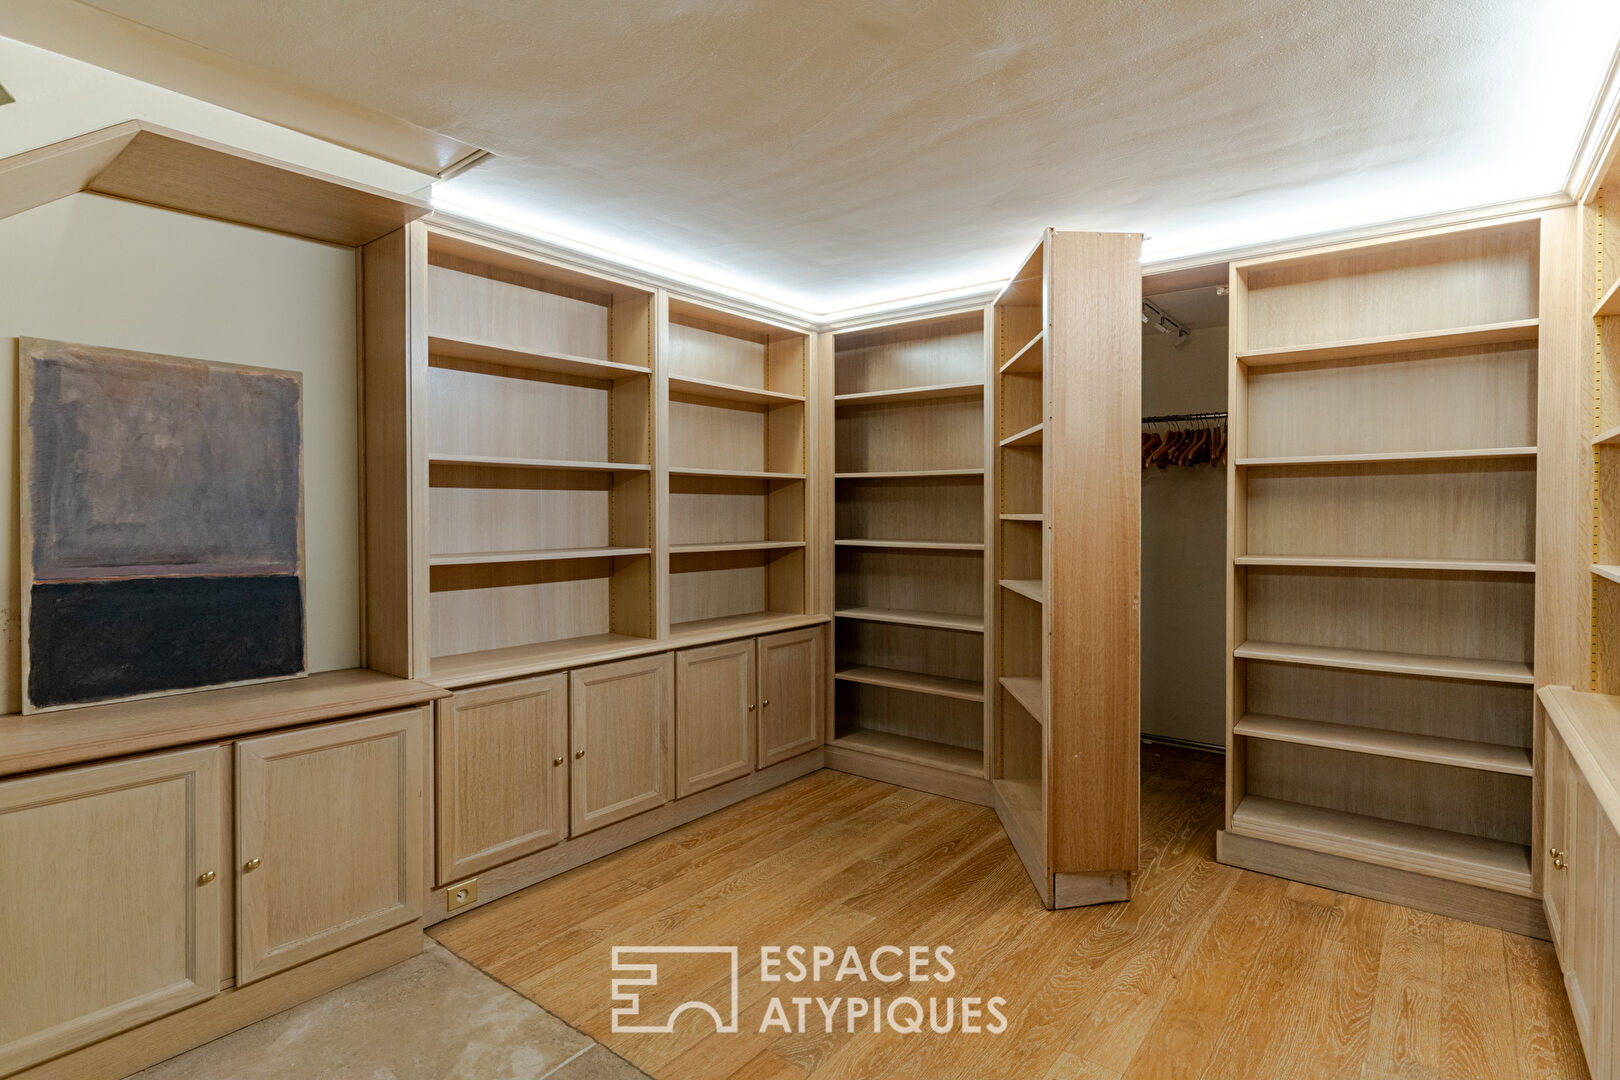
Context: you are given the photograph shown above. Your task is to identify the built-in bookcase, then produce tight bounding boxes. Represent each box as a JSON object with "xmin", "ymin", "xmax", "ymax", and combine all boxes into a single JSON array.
[
  {"xmin": 663, "ymin": 299, "xmax": 810, "ymax": 634},
  {"xmin": 1589, "ymin": 180, "xmax": 1620, "ymax": 688},
  {"xmin": 1221, "ymin": 218, "xmax": 1545, "ymax": 912},
  {"xmin": 423, "ymin": 232, "xmax": 659, "ymax": 672},
  {"xmin": 826, "ymin": 311, "xmax": 993, "ymax": 788}
]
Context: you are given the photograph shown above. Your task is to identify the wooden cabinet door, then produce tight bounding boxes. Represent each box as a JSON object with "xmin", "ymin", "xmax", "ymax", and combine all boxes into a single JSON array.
[
  {"xmin": 235, "ymin": 708, "xmax": 426, "ymax": 984},
  {"xmin": 757, "ymin": 627, "xmax": 823, "ymax": 767},
  {"xmin": 0, "ymin": 747, "xmax": 224, "ymax": 1075},
  {"xmin": 437, "ymin": 674, "xmax": 569, "ymax": 883},
  {"xmin": 570, "ymin": 653, "xmax": 673, "ymax": 834},
  {"xmin": 1569, "ymin": 766, "xmax": 1604, "ymax": 1053},
  {"xmin": 676, "ymin": 639, "xmax": 756, "ymax": 797},
  {"xmin": 1600, "ymin": 817, "xmax": 1619, "ymax": 1080},
  {"xmin": 1546, "ymin": 725, "xmax": 1572, "ymax": 951}
]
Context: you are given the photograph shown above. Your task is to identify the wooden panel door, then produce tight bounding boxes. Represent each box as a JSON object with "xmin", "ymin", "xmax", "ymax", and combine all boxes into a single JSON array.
[
  {"xmin": 437, "ymin": 674, "xmax": 569, "ymax": 883},
  {"xmin": 235, "ymin": 708, "xmax": 426, "ymax": 984},
  {"xmin": 1545, "ymin": 724, "xmax": 1573, "ymax": 951},
  {"xmin": 0, "ymin": 747, "xmax": 224, "ymax": 1075},
  {"xmin": 570, "ymin": 653, "xmax": 674, "ymax": 834},
  {"xmin": 676, "ymin": 639, "xmax": 756, "ymax": 797},
  {"xmin": 757, "ymin": 627, "xmax": 823, "ymax": 767},
  {"xmin": 1568, "ymin": 764, "xmax": 1604, "ymax": 1054}
]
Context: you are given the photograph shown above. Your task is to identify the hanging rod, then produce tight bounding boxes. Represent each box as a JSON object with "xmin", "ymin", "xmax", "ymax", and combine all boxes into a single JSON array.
[{"xmin": 1142, "ymin": 410, "xmax": 1228, "ymax": 424}]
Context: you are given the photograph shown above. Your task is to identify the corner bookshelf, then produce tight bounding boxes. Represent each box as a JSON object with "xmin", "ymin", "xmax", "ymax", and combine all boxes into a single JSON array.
[
  {"xmin": 991, "ymin": 229, "xmax": 1142, "ymax": 909},
  {"xmin": 1218, "ymin": 217, "xmax": 1547, "ymax": 929},
  {"xmin": 662, "ymin": 299, "xmax": 811, "ymax": 636},
  {"xmin": 825, "ymin": 311, "xmax": 994, "ymax": 798}
]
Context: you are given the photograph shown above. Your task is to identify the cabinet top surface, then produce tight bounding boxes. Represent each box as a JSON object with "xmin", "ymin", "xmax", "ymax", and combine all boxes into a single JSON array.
[
  {"xmin": 1539, "ymin": 686, "xmax": 1620, "ymax": 836},
  {"xmin": 0, "ymin": 669, "xmax": 447, "ymax": 778}
]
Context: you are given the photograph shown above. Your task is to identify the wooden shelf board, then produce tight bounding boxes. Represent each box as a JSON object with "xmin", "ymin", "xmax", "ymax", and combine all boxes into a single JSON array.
[
  {"xmin": 999, "ymin": 330, "xmax": 1045, "ymax": 374},
  {"xmin": 1236, "ymin": 319, "xmax": 1540, "ymax": 367},
  {"xmin": 1234, "ymin": 641, "xmax": 1533, "ymax": 685},
  {"xmin": 430, "ymin": 454, "xmax": 650, "ymax": 473},
  {"xmin": 1235, "ymin": 555, "xmax": 1535, "ymax": 574},
  {"xmin": 835, "ymin": 469, "xmax": 985, "ymax": 480},
  {"xmin": 1000, "ymin": 513, "xmax": 1044, "ymax": 522},
  {"xmin": 835, "ymin": 381, "xmax": 983, "ymax": 405},
  {"xmin": 427, "ymin": 335, "xmax": 643, "ymax": 381},
  {"xmin": 1000, "ymin": 422, "xmax": 1045, "ymax": 448},
  {"xmin": 836, "ymin": 666, "xmax": 985, "ymax": 701},
  {"xmin": 1237, "ymin": 446, "xmax": 1536, "ymax": 467},
  {"xmin": 1594, "ymin": 564, "xmax": 1620, "ymax": 586},
  {"xmin": 1595, "ymin": 278, "xmax": 1620, "ymax": 319},
  {"xmin": 829, "ymin": 729, "xmax": 984, "ymax": 776},
  {"xmin": 834, "ymin": 606, "xmax": 985, "ymax": 633},
  {"xmin": 1592, "ymin": 423, "xmax": 1620, "ymax": 446},
  {"xmin": 669, "ymin": 541, "xmax": 805, "ymax": 555},
  {"xmin": 669, "ymin": 467, "xmax": 805, "ymax": 481},
  {"xmin": 429, "ymin": 546, "xmax": 651, "ymax": 566},
  {"xmin": 668, "ymin": 374, "xmax": 805, "ymax": 406},
  {"xmin": 1229, "ymin": 796, "xmax": 1534, "ymax": 896},
  {"xmin": 0, "ymin": 120, "xmax": 429, "ymax": 247},
  {"xmin": 994, "ymin": 777, "xmax": 1045, "ymax": 850},
  {"xmin": 999, "ymin": 676, "xmax": 1045, "ymax": 723},
  {"xmin": 1000, "ymin": 578, "xmax": 1046, "ymax": 603},
  {"xmin": 428, "ymin": 613, "xmax": 831, "ymax": 689},
  {"xmin": 835, "ymin": 539, "xmax": 985, "ymax": 552},
  {"xmin": 1234, "ymin": 713, "xmax": 1532, "ymax": 776},
  {"xmin": 0, "ymin": 669, "xmax": 447, "ymax": 778}
]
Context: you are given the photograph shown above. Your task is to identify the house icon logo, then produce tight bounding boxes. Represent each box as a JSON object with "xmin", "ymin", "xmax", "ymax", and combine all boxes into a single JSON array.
[{"xmin": 610, "ymin": 946, "xmax": 740, "ymax": 1034}]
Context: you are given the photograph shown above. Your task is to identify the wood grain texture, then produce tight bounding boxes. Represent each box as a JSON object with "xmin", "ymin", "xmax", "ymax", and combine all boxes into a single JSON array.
[
  {"xmin": 676, "ymin": 638, "xmax": 758, "ymax": 797},
  {"xmin": 430, "ymin": 746, "xmax": 1588, "ymax": 1080},
  {"xmin": 569, "ymin": 653, "xmax": 675, "ymax": 835},
  {"xmin": 0, "ymin": 668, "xmax": 444, "ymax": 778}
]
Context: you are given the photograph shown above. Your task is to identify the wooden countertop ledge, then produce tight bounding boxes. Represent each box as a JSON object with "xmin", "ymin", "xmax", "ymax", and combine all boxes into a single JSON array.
[
  {"xmin": 1538, "ymin": 685, "xmax": 1620, "ymax": 837},
  {"xmin": 0, "ymin": 668, "xmax": 447, "ymax": 777}
]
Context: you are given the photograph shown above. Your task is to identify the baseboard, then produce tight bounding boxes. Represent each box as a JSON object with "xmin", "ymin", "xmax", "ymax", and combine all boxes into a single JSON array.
[
  {"xmin": 1217, "ymin": 829, "xmax": 1549, "ymax": 940},
  {"xmin": 1053, "ymin": 870, "xmax": 1131, "ymax": 908},
  {"xmin": 822, "ymin": 744, "xmax": 994, "ymax": 806},
  {"xmin": 425, "ymin": 749, "xmax": 826, "ymax": 924},
  {"xmin": 12, "ymin": 924, "xmax": 424, "ymax": 1080}
]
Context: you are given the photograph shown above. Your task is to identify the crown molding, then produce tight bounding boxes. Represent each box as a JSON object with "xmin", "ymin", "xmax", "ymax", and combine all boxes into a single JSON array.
[{"xmin": 1570, "ymin": 38, "xmax": 1620, "ymax": 202}]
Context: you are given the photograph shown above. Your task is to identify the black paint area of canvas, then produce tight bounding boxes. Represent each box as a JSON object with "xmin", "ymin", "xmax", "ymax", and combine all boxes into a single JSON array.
[{"xmin": 28, "ymin": 575, "xmax": 305, "ymax": 709}]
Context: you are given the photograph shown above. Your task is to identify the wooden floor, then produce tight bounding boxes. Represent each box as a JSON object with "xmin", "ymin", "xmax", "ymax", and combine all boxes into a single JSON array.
[{"xmin": 431, "ymin": 746, "xmax": 1590, "ymax": 1080}]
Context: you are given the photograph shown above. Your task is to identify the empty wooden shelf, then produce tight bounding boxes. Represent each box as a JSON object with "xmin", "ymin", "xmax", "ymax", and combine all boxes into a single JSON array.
[
  {"xmin": 999, "ymin": 422, "xmax": 1044, "ymax": 448},
  {"xmin": 669, "ymin": 541, "xmax": 805, "ymax": 555},
  {"xmin": 834, "ymin": 539, "xmax": 984, "ymax": 551},
  {"xmin": 671, "ymin": 466, "xmax": 805, "ymax": 480},
  {"xmin": 668, "ymin": 373, "xmax": 805, "ymax": 405},
  {"xmin": 999, "ymin": 675, "xmax": 1044, "ymax": 723},
  {"xmin": 1595, "ymin": 565, "xmax": 1620, "ymax": 586},
  {"xmin": 1237, "ymin": 446, "xmax": 1537, "ymax": 467},
  {"xmin": 1595, "ymin": 277, "xmax": 1620, "ymax": 319},
  {"xmin": 428, "ymin": 334, "xmax": 647, "ymax": 381},
  {"xmin": 1000, "ymin": 578, "xmax": 1045, "ymax": 603},
  {"xmin": 834, "ymin": 606, "xmax": 984, "ymax": 633},
  {"xmin": 1234, "ymin": 713, "xmax": 1532, "ymax": 775},
  {"xmin": 835, "ymin": 468, "xmax": 985, "ymax": 479},
  {"xmin": 827, "ymin": 730, "xmax": 983, "ymax": 775},
  {"xmin": 430, "ymin": 454, "xmax": 651, "ymax": 472},
  {"xmin": 1229, "ymin": 796, "xmax": 1534, "ymax": 896},
  {"xmin": 1235, "ymin": 318, "xmax": 1540, "ymax": 367},
  {"xmin": 834, "ymin": 665, "xmax": 985, "ymax": 701},
  {"xmin": 1234, "ymin": 640, "xmax": 1534, "ymax": 684},
  {"xmin": 1234, "ymin": 555, "xmax": 1535, "ymax": 574},
  {"xmin": 998, "ymin": 330, "xmax": 1044, "ymax": 374},
  {"xmin": 833, "ymin": 381, "xmax": 983, "ymax": 404},
  {"xmin": 429, "ymin": 546, "xmax": 652, "ymax": 566}
]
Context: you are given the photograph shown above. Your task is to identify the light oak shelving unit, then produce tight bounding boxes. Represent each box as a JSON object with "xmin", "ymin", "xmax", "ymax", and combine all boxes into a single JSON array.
[
  {"xmin": 991, "ymin": 229, "xmax": 1142, "ymax": 909},
  {"xmin": 1217, "ymin": 217, "xmax": 1549, "ymax": 933},
  {"xmin": 362, "ymin": 224, "xmax": 823, "ymax": 688},
  {"xmin": 825, "ymin": 311, "xmax": 995, "ymax": 801},
  {"xmin": 662, "ymin": 298, "xmax": 811, "ymax": 636}
]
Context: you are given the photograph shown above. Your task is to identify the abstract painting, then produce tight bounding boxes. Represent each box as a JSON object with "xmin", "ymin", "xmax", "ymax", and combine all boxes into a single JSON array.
[{"xmin": 20, "ymin": 338, "xmax": 306, "ymax": 712}]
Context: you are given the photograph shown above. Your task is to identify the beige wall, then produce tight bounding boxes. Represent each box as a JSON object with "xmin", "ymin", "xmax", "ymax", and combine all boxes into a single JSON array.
[
  {"xmin": 0, "ymin": 192, "xmax": 361, "ymax": 711},
  {"xmin": 1141, "ymin": 323, "xmax": 1227, "ymax": 746}
]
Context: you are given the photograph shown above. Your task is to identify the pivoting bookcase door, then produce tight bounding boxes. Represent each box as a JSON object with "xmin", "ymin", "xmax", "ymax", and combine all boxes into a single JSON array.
[{"xmin": 19, "ymin": 337, "xmax": 306, "ymax": 712}]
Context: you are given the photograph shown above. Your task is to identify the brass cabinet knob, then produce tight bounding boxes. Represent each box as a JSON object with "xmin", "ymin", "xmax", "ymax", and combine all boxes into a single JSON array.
[
  {"xmin": 1550, "ymin": 848, "xmax": 1567, "ymax": 871},
  {"xmin": 748, "ymin": 703, "xmax": 756, "ymax": 711},
  {"xmin": 197, "ymin": 870, "xmax": 216, "ymax": 885},
  {"xmin": 553, "ymin": 756, "xmax": 564, "ymax": 766},
  {"xmin": 762, "ymin": 699, "xmax": 770, "ymax": 707},
  {"xmin": 574, "ymin": 749, "xmax": 586, "ymax": 759},
  {"xmin": 243, "ymin": 858, "xmax": 262, "ymax": 872}
]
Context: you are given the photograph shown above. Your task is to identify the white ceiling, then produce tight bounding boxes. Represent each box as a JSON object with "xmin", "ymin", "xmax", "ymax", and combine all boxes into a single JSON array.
[{"xmin": 66, "ymin": 0, "xmax": 1620, "ymax": 313}]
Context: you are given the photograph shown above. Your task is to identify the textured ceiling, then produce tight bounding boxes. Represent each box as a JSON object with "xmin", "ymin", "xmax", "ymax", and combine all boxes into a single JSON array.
[{"xmin": 80, "ymin": 0, "xmax": 1620, "ymax": 313}]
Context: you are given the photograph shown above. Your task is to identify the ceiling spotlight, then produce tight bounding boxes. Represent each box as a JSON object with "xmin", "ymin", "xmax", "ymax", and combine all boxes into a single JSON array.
[{"xmin": 1142, "ymin": 299, "xmax": 1191, "ymax": 347}]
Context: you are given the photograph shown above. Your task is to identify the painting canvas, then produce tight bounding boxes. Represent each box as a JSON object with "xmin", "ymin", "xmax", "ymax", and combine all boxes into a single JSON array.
[{"xmin": 20, "ymin": 338, "xmax": 306, "ymax": 712}]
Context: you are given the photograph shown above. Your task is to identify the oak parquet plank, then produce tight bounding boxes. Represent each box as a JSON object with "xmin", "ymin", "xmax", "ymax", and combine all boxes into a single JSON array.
[
  {"xmin": 1439, "ymin": 922, "xmax": 1520, "ymax": 1080},
  {"xmin": 1501, "ymin": 933, "xmax": 1588, "ymax": 1080}
]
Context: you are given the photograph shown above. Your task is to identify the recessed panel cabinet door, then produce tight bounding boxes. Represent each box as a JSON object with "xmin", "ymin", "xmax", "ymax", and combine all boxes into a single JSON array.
[
  {"xmin": 570, "ymin": 653, "xmax": 674, "ymax": 834},
  {"xmin": 437, "ymin": 674, "xmax": 569, "ymax": 883},
  {"xmin": 0, "ymin": 746, "xmax": 224, "ymax": 1075},
  {"xmin": 1545, "ymin": 725, "xmax": 1572, "ymax": 951},
  {"xmin": 757, "ymin": 627, "xmax": 824, "ymax": 767},
  {"xmin": 235, "ymin": 708, "xmax": 426, "ymax": 985},
  {"xmin": 676, "ymin": 639, "xmax": 756, "ymax": 797}
]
